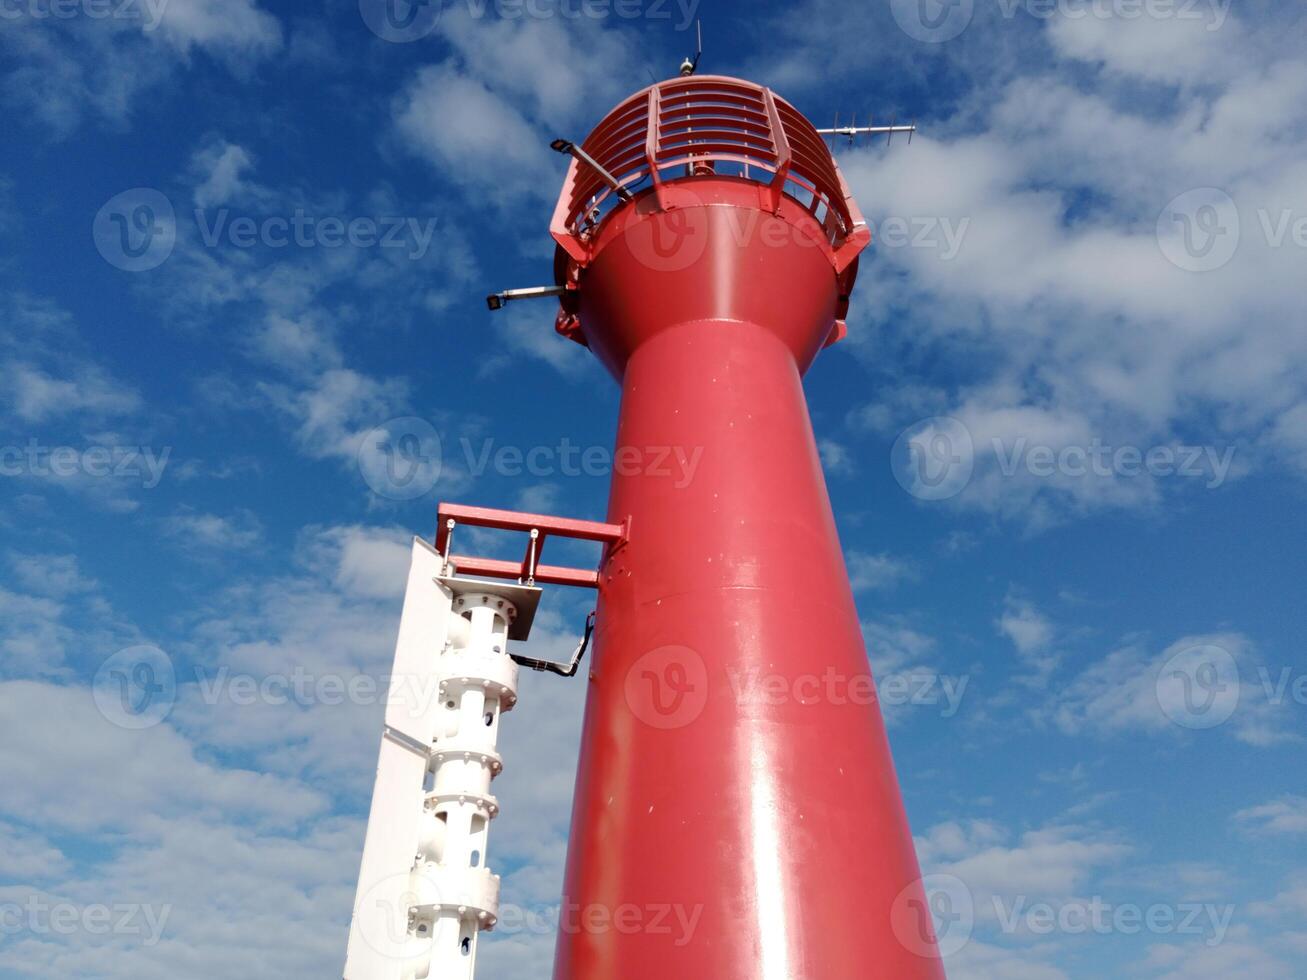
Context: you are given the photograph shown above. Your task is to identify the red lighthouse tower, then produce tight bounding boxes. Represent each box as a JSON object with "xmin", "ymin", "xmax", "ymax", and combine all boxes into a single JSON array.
[{"xmin": 541, "ymin": 74, "xmax": 946, "ymax": 979}]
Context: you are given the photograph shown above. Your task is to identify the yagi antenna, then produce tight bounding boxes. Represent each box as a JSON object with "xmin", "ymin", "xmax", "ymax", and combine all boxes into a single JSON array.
[
  {"xmin": 817, "ymin": 115, "xmax": 918, "ymax": 146},
  {"xmin": 679, "ymin": 19, "xmax": 703, "ymax": 76}
]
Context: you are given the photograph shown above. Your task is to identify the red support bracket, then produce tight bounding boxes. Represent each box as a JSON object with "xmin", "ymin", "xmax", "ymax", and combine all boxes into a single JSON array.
[
  {"xmin": 762, "ymin": 88, "xmax": 793, "ymax": 215},
  {"xmin": 435, "ymin": 503, "xmax": 626, "ymax": 590},
  {"xmin": 645, "ymin": 86, "xmax": 671, "ymax": 212}
]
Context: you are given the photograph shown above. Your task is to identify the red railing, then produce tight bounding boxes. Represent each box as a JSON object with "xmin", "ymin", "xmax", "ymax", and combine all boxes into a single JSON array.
[{"xmin": 550, "ymin": 75, "xmax": 868, "ymax": 273}]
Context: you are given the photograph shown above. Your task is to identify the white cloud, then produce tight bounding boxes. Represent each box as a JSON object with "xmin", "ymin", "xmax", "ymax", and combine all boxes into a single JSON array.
[
  {"xmin": 434, "ymin": 7, "xmax": 634, "ymax": 128},
  {"xmin": 1045, "ymin": 632, "xmax": 1292, "ymax": 746},
  {"xmin": 860, "ymin": 618, "xmax": 964, "ymax": 725},
  {"xmin": 1047, "ymin": 5, "xmax": 1245, "ymax": 84},
  {"xmin": 997, "ymin": 596, "xmax": 1059, "ymax": 685},
  {"xmin": 921, "ymin": 820, "xmax": 1131, "ymax": 907},
  {"xmin": 0, "ymin": 680, "xmax": 326, "ymax": 836},
  {"xmin": 0, "ymin": 1, "xmax": 280, "ymax": 138},
  {"xmin": 847, "ymin": 550, "xmax": 918, "ymax": 592},
  {"xmin": 190, "ymin": 140, "xmax": 258, "ymax": 209},
  {"xmin": 0, "ymin": 293, "xmax": 164, "ymax": 510},
  {"xmin": 480, "ymin": 302, "xmax": 591, "ymax": 377},
  {"xmin": 246, "ymin": 312, "xmax": 342, "ymax": 377},
  {"xmin": 1235, "ymin": 797, "xmax": 1307, "ymax": 835},
  {"xmin": 833, "ymin": 9, "xmax": 1307, "ymax": 524},
  {"xmin": 818, "ymin": 437, "xmax": 856, "ymax": 474},
  {"xmin": 262, "ymin": 368, "xmax": 408, "ymax": 464},
  {"xmin": 946, "ymin": 939, "xmax": 1072, "ymax": 980},
  {"xmin": 2, "ymin": 363, "xmax": 142, "ymax": 423},
  {"xmin": 0, "ymin": 588, "xmax": 72, "ymax": 677},
  {"xmin": 997, "ymin": 598, "xmax": 1054, "ymax": 656},
  {"xmin": 143, "ymin": 138, "xmax": 485, "ymax": 486},
  {"xmin": 5, "ymin": 553, "xmax": 96, "ymax": 599},
  {"xmin": 0, "ymin": 814, "xmax": 361, "ymax": 979},
  {"xmin": 162, "ymin": 509, "xmax": 264, "ymax": 552},
  {"xmin": 393, "ymin": 64, "xmax": 557, "ymax": 207},
  {"xmin": 150, "ymin": 0, "xmax": 282, "ymax": 58},
  {"xmin": 392, "ymin": 11, "xmax": 642, "ymax": 211},
  {"xmin": 1266, "ymin": 402, "xmax": 1307, "ymax": 476},
  {"xmin": 1139, "ymin": 939, "xmax": 1295, "ymax": 980},
  {"xmin": 862, "ymin": 620, "xmax": 940, "ymax": 678},
  {"xmin": 313, "ymin": 525, "xmax": 411, "ymax": 600},
  {"xmin": 0, "ymin": 820, "xmax": 71, "ymax": 881}
]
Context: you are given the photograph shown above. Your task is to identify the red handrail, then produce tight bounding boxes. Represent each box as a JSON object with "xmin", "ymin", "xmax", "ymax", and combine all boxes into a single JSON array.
[{"xmin": 549, "ymin": 75, "xmax": 868, "ymax": 273}]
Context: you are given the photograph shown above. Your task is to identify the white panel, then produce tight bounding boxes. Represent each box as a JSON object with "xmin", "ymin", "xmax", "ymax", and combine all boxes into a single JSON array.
[
  {"xmin": 385, "ymin": 538, "xmax": 454, "ymax": 742},
  {"xmin": 345, "ymin": 538, "xmax": 453, "ymax": 980},
  {"xmin": 344, "ymin": 737, "xmax": 430, "ymax": 979}
]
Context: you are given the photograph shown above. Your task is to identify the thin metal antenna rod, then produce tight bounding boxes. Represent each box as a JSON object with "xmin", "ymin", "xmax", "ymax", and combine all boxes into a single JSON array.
[
  {"xmin": 550, "ymin": 138, "xmax": 633, "ymax": 202},
  {"xmin": 816, "ymin": 123, "xmax": 918, "ymax": 144},
  {"xmin": 679, "ymin": 19, "xmax": 703, "ymax": 76}
]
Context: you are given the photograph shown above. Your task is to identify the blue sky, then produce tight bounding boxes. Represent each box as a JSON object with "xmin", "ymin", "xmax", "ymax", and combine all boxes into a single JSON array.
[{"xmin": 2, "ymin": 0, "xmax": 1306, "ymax": 977}]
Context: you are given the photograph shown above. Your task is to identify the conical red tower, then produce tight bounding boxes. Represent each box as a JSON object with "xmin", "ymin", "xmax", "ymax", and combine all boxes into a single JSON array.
[{"xmin": 545, "ymin": 75, "xmax": 946, "ymax": 979}]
